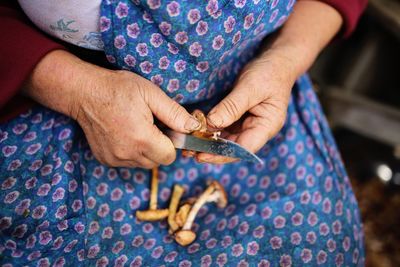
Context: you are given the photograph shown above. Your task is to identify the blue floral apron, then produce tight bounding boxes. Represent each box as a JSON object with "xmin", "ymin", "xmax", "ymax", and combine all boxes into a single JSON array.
[{"xmin": 0, "ymin": 0, "xmax": 365, "ymax": 266}]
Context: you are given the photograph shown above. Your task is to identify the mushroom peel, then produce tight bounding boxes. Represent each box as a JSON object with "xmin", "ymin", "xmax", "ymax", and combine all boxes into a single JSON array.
[
  {"xmin": 174, "ymin": 181, "xmax": 228, "ymax": 246},
  {"xmin": 136, "ymin": 168, "xmax": 169, "ymax": 221},
  {"xmin": 175, "ymin": 203, "xmax": 192, "ymax": 227},
  {"xmin": 168, "ymin": 184, "xmax": 185, "ymax": 233}
]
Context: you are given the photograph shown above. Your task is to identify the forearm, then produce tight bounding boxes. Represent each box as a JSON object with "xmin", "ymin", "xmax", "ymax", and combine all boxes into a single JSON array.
[
  {"xmin": 261, "ymin": 0, "xmax": 343, "ymax": 77},
  {"xmin": 21, "ymin": 49, "xmax": 113, "ymax": 119}
]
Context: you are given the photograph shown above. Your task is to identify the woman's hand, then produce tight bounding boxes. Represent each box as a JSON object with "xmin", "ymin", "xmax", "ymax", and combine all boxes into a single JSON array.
[
  {"xmin": 23, "ymin": 50, "xmax": 200, "ymax": 168},
  {"xmin": 197, "ymin": 0, "xmax": 343, "ymax": 164}
]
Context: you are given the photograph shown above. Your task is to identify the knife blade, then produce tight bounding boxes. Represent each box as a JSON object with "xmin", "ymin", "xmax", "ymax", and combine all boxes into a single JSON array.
[{"xmin": 166, "ymin": 130, "xmax": 263, "ymax": 164}]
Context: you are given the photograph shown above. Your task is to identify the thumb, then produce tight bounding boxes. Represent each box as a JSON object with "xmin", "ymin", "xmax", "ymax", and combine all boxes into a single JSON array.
[
  {"xmin": 207, "ymin": 83, "xmax": 263, "ymax": 128},
  {"xmin": 146, "ymin": 86, "xmax": 200, "ymax": 133}
]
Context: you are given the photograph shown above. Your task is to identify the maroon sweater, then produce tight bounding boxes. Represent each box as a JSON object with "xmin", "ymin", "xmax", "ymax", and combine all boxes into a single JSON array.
[{"xmin": 0, "ymin": 0, "xmax": 367, "ymax": 122}]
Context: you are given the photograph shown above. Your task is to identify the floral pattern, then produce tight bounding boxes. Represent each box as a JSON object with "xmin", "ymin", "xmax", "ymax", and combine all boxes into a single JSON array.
[{"xmin": 0, "ymin": 0, "xmax": 365, "ymax": 266}]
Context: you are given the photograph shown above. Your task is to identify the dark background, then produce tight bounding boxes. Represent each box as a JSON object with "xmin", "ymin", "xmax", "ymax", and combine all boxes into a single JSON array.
[{"xmin": 309, "ymin": 0, "xmax": 400, "ymax": 265}]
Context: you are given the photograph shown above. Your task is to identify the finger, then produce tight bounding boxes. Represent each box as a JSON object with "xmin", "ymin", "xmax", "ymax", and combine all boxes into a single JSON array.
[
  {"xmin": 141, "ymin": 123, "xmax": 177, "ymax": 165},
  {"xmin": 146, "ymin": 86, "xmax": 200, "ymax": 133},
  {"xmin": 207, "ymin": 82, "xmax": 264, "ymax": 129}
]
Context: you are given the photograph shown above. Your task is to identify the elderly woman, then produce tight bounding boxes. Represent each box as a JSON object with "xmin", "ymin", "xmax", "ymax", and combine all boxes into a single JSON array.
[{"xmin": 1, "ymin": 0, "xmax": 366, "ymax": 266}]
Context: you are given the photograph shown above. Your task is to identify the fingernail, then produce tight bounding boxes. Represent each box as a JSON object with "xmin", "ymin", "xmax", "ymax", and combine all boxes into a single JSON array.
[{"xmin": 185, "ymin": 117, "xmax": 201, "ymax": 131}]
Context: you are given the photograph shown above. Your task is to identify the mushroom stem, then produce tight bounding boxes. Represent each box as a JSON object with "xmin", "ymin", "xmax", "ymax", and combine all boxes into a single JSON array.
[
  {"xmin": 136, "ymin": 209, "xmax": 169, "ymax": 221},
  {"xmin": 174, "ymin": 181, "xmax": 227, "ymax": 246},
  {"xmin": 168, "ymin": 184, "xmax": 185, "ymax": 233},
  {"xmin": 150, "ymin": 167, "xmax": 158, "ymax": 210},
  {"xmin": 175, "ymin": 203, "xmax": 192, "ymax": 227}
]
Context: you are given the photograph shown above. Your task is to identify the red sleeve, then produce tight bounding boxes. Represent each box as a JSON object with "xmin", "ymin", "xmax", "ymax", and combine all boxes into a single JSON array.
[
  {"xmin": 319, "ymin": 0, "xmax": 368, "ymax": 38},
  {"xmin": 0, "ymin": 3, "xmax": 65, "ymax": 115}
]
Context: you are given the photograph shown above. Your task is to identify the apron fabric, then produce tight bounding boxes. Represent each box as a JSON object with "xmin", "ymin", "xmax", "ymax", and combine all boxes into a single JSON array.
[{"xmin": 0, "ymin": 0, "xmax": 365, "ymax": 266}]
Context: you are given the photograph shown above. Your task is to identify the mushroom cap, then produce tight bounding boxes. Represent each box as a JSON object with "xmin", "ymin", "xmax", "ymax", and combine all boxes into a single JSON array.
[
  {"xmin": 211, "ymin": 181, "xmax": 228, "ymax": 208},
  {"xmin": 175, "ymin": 230, "xmax": 196, "ymax": 246}
]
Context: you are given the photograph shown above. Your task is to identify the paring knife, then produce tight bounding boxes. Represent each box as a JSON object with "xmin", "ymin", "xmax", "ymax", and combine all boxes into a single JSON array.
[{"xmin": 166, "ymin": 130, "xmax": 263, "ymax": 164}]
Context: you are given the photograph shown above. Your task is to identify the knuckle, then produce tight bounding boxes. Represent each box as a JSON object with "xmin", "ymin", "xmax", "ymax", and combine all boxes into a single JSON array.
[{"xmin": 166, "ymin": 103, "xmax": 184, "ymax": 127}]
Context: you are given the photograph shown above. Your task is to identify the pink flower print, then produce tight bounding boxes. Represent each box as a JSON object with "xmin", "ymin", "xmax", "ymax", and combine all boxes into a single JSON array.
[
  {"xmin": 100, "ymin": 16, "xmax": 111, "ymax": 32},
  {"xmin": 247, "ymin": 241, "xmax": 259, "ymax": 255},
  {"xmin": 270, "ymin": 236, "xmax": 282, "ymax": 249},
  {"xmin": 5, "ymin": 239, "xmax": 16, "ymax": 250},
  {"xmin": 87, "ymin": 196, "xmax": 96, "ymax": 209},
  {"xmin": 325, "ymin": 176, "xmax": 333, "ymax": 192},
  {"xmin": 0, "ymin": 130, "xmax": 8, "ymax": 143},
  {"xmin": 131, "ymin": 256, "xmax": 143, "ymax": 266},
  {"xmin": 322, "ymin": 198, "xmax": 332, "ymax": 213},
  {"xmin": 179, "ymin": 260, "xmax": 192, "ymax": 267},
  {"xmin": 335, "ymin": 253, "xmax": 344, "ymax": 266},
  {"xmin": 147, "ymin": 0, "xmax": 161, "ymax": 9},
  {"xmin": 159, "ymin": 21, "xmax": 172, "ymax": 36},
  {"xmin": 167, "ymin": 1, "xmax": 180, "ymax": 17},
  {"xmin": 25, "ymin": 143, "xmax": 41, "ymax": 155},
  {"xmin": 37, "ymin": 258, "xmax": 50, "ymax": 267},
  {"xmin": 335, "ymin": 200, "xmax": 343, "ymax": 216},
  {"xmin": 216, "ymin": 219, "xmax": 227, "ymax": 231},
  {"xmin": 261, "ymin": 206, "xmax": 272, "ymax": 220},
  {"xmin": 300, "ymin": 190, "xmax": 311, "ymax": 204},
  {"xmin": 232, "ymin": 244, "xmax": 243, "ymax": 257},
  {"xmin": 150, "ymin": 74, "xmax": 163, "ymax": 86},
  {"xmin": 317, "ymin": 250, "xmax": 328, "ymax": 264},
  {"xmin": 326, "ymin": 239, "xmax": 336, "ymax": 252},
  {"xmin": 142, "ymin": 11, "xmax": 154, "ymax": 23},
  {"xmin": 244, "ymin": 13, "xmax": 255, "ymax": 29},
  {"xmin": 15, "ymin": 199, "xmax": 31, "ymax": 215},
  {"xmin": 129, "ymin": 196, "xmax": 140, "ymax": 210},
  {"xmin": 185, "ymin": 79, "xmax": 200, "ymax": 92},
  {"xmin": 140, "ymin": 61, "xmax": 153, "ymax": 74},
  {"xmin": 205, "ymin": 238, "xmax": 217, "ymax": 249},
  {"xmin": 27, "ymin": 251, "xmax": 41, "ymax": 261},
  {"xmin": 189, "ymin": 42, "xmax": 202, "ymax": 57},
  {"xmin": 279, "ymin": 255, "xmax": 292, "ymax": 267},
  {"xmin": 2, "ymin": 145, "xmax": 17, "ymax": 157},
  {"xmin": 271, "ymin": 0, "xmax": 279, "ymax": 9},
  {"xmin": 220, "ymin": 235, "xmax": 232, "ymax": 248},
  {"xmin": 64, "ymin": 239, "xmax": 78, "ymax": 253},
  {"xmin": 32, "ymin": 205, "xmax": 47, "ymax": 219},
  {"xmin": 201, "ymin": 255, "xmax": 212, "ymax": 267},
  {"xmin": 12, "ymin": 123, "xmax": 27, "ymax": 135},
  {"xmin": 133, "ymin": 171, "xmax": 145, "ymax": 184},
  {"xmin": 52, "ymin": 187, "xmax": 65, "ymax": 202},
  {"xmin": 166, "ymin": 44, "xmax": 179, "ymax": 56},
  {"xmin": 55, "ymin": 205, "xmax": 67, "ymax": 219},
  {"xmin": 212, "ymin": 35, "xmax": 224, "ymax": 50},
  {"xmin": 353, "ymin": 249, "xmax": 359, "ymax": 264},
  {"xmin": 113, "ymin": 208, "xmax": 126, "ymax": 222},
  {"xmin": 57, "ymin": 220, "xmax": 68, "ymax": 231},
  {"xmin": 102, "ymin": 227, "xmax": 114, "ymax": 239},
  {"xmin": 252, "ymin": 225, "xmax": 265, "ymax": 239},
  {"xmin": 2, "ymin": 177, "xmax": 16, "ymax": 190},
  {"xmin": 319, "ymin": 223, "xmax": 330, "ymax": 236},
  {"xmin": 144, "ymin": 238, "xmax": 156, "ymax": 249},
  {"xmin": 39, "ymin": 231, "xmax": 52, "ymax": 245},
  {"xmin": 301, "ymin": 249, "xmax": 312, "ymax": 263},
  {"xmin": 306, "ymin": 231, "xmax": 317, "ymax": 244},
  {"xmin": 194, "ymin": 62, "xmax": 208, "ymax": 74},
  {"xmin": 152, "ymin": 246, "xmax": 164, "ymax": 258},
  {"xmin": 196, "ymin": 21, "xmax": 208, "ymax": 36},
  {"xmin": 234, "ymin": 0, "xmax": 246, "ymax": 8},
  {"xmin": 88, "ymin": 244, "xmax": 100, "ymax": 259},
  {"xmin": 68, "ymin": 179, "xmax": 78, "ymax": 193},
  {"xmin": 12, "ymin": 224, "xmax": 27, "ymax": 238},
  {"xmin": 273, "ymin": 215, "xmax": 286, "ymax": 229},
  {"xmin": 114, "ymin": 35, "xmax": 127, "ymax": 49},
  {"xmin": 199, "ymin": 229, "xmax": 210, "ymax": 240},
  {"xmin": 232, "ymin": 31, "xmax": 241, "ymax": 44},
  {"xmin": 23, "ymin": 131, "xmax": 37, "ymax": 142},
  {"xmin": 291, "ymin": 212, "xmax": 304, "ymax": 226},
  {"xmin": 89, "ymin": 221, "xmax": 99, "ymax": 235},
  {"xmin": 132, "ymin": 235, "xmax": 144, "ymax": 247},
  {"xmin": 25, "ymin": 177, "xmax": 37, "ymax": 189},
  {"xmin": 127, "ymin": 23, "xmax": 140, "ymax": 38},
  {"xmin": 54, "ymin": 257, "xmax": 66, "ymax": 267},
  {"xmin": 96, "ymin": 183, "xmax": 108, "ymax": 196},
  {"xmin": 96, "ymin": 256, "xmax": 109, "ymax": 267},
  {"xmin": 216, "ymin": 253, "xmax": 227, "ymax": 267},
  {"xmin": 97, "ymin": 204, "xmax": 110, "ymax": 218},
  {"xmin": 238, "ymin": 221, "xmax": 249, "ymax": 234},
  {"xmin": 74, "ymin": 222, "xmax": 85, "ymax": 234},
  {"xmin": 274, "ymin": 173, "xmax": 286, "ymax": 186},
  {"xmin": 120, "ymin": 223, "xmax": 132, "ymax": 235},
  {"xmin": 157, "ymin": 56, "xmax": 170, "ymax": 70},
  {"xmin": 174, "ymin": 60, "xmax": 187, "ymax": 73},
  {"xmin": 124, "ymin": 54, "xmax": 136, "ymax": 67},
  {"xmin": 173, "ymin": 94, "xmax": 184, "ymax": 103},
  {"xmin": 165, "ymin": 251, "xmax": 178, "ymax": 263},
  {"xmin": 332, "ymin": 220, "xmax": 342, "ymax": 235},
  {"xmin": 240, "ymin": 193, "xmax": 250, "ymax": 204},
  {"xmin": 115, "ymin": 2, "xmax": 129, "ymax": 19},
  {"xmin": 149, "ymin": 33, "xmax": 163, "ymax": 48},
  {"xmin": 224, "ymin": 16, "xmax": 236, "ymax": 33},
  {"xmin": 245, "ymin": 204, "xmax": 256, "ymax": 217},
  {"xmin": 175, "ymin": 31, "xmax": 188, "ymax": 44},
  {"xmin": 165, "ymin": 79, "xmax": 179, "ymax": 93},
  {"xmin": 112, "ymin": 241, "xmax": 125, "ymax": 254},
  {"xmin": 72, "ymin": 199, "xmax": 83, "ymax": 212},
  {"xmin": 26, "ymin": 234, "xmax": 37, "ymax": 248},
  {"xmin": 290, "ymin": 232, "xmax": 302, "ymax": 245},
  {"xmin": 206, "ymin": 0, "xmax": 219, "ymax": 15},
  {"xmin": 136, "ymin": 43, "xmax": 148, "ymax": 56},
  {"xmin": 111, "ymin": 188, "xmax": 123, "ymax": 201},
  {"xmin": 307, "ymin": 211, "xmax": 318, "ymax": 226},
  {"xmin": 187, "ymin": 9, "xmax": 201, "ymax": 24}
]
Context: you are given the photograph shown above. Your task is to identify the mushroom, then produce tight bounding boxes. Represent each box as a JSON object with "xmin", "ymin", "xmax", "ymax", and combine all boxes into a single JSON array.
[
  {"xmin": 136, "ymin": 168, "xmax": 169, "ymax": 221},
  {"xmin": 168, "ymin": 184, "xmax": 185, "ymax": 233},
  {"xmin": 174, "ymin": 180, "xmax": 228, "ymax": 246},
  {"xmin": 175, "ymin": 203, "xmax": 192, "ymax": 227}
]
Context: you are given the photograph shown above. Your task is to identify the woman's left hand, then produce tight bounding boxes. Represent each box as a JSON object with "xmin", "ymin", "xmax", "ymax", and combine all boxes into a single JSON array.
[{"xmin": 196, "ymin": 47, "xmax": 299, "ymax": 164}]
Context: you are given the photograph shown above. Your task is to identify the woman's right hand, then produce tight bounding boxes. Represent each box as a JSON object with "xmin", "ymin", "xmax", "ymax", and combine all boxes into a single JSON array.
[{"xmin": 23, "ymin": 50, "xmax": 200, "ymax": 168}]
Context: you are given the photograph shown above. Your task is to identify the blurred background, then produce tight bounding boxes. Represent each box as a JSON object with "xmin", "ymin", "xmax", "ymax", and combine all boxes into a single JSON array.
[{"xmin": 309, "ymin": 0, "xmax": 400, "ymax": 266}]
